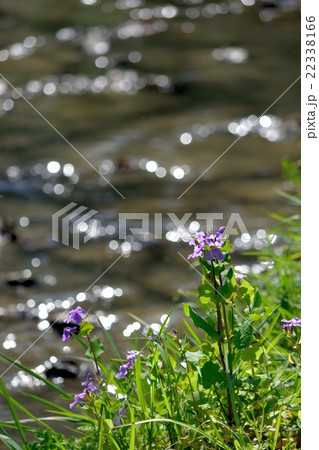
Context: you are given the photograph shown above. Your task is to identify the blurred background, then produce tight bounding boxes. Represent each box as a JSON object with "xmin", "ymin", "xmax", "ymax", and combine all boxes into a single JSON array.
[{"xmin": 0, "ymin": 0, "xmax": 299, "ymax": 415}]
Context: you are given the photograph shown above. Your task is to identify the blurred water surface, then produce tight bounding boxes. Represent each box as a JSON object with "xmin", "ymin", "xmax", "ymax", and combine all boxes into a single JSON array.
[{"xmin": 0, "ymin": 0, "xmax": 300, "ymax": 414}]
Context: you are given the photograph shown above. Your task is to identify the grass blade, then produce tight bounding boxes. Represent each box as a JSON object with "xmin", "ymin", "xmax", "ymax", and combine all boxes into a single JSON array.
[
  {"xmin": 0, "ymin": 433, "xmax": 23, "ymax": 450},
  {"xmin": 129, "ymin": 406, "xmax": 135, "ymax": 450},
  {"xmin": 96, "ymin": 315, "xmax": 121, "ymax": 359},
  {"xmin": 0, "ymin": 353, "xmax": 72, "ymax": 399},
  {"xmin": 0, "ymin": 377, "xmax": 28, "ymax": 446},
  {"xmin": 271, "ymin": 405, "xmax": 283, "ymax": 450}
]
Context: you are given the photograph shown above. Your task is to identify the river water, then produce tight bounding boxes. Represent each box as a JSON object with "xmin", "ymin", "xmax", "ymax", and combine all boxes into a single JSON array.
[{"xmin": 0, "ymin": 0, "xmax": 299, "ymax": 421}]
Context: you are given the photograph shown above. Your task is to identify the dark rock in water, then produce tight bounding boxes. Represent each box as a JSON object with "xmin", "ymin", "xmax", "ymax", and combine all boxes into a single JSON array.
[
  {"xmin": 45, "ymin": 360, "xmax": 79, "ymax": 379},
  {"xmin": 22, "ymin": 278, "xmax": 38, "ymax": 287},
  {"xmin": 51, "ymin": 320, "xmax": 80, "ymax": 337},
  {"xmin": 6, "ymin": 279, "xmax": 20, "ymax": 287},
  {"xmin": 0, "ymin": 221, "xmax": 18, "ymax": 243},
  {"xmin": 113, "ymin": 58, "xmax": 131, "ymax": 68},
  {"xmin": 6, "ymin": 278, "xmax": 38, "ymax": 287},
  {"xmin": 256, "ymin": 0, "xmax": 277, "ymax": 8}
]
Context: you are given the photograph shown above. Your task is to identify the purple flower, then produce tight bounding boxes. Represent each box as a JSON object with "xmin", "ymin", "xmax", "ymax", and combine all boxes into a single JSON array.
[
  {"xmin": 81, "ymin": 372, "xmax": 97, "ymax": 387},
  {"xmin": 70, "ymin": 374, "xmax": 97, "ymax": 409},
  {"xmin": 64, "ymin": 307, "xmax": 86, "ymax": 325},
  {"xmin": 113, "ymin": 407, "xmax": 127, "ymax": 425},
  {"xmin": 69, "ymin": 392, "xmax": 87, "ymax": 409},
  {"xmin": 126, "ymin": 350, "xmax": 139, "ymax": 364},
  {"xmin": 188, "ymin": 227, "xmax": 226, "ymax": 261},
  {"xmin": 116, "ymin": 350, "xmax": 140, "ymax": 379},
  {"xmin": 115, "ymin": 362, "xmax": 131, "ymax": 379},
  {"xmin": 62, "ymin": 326, "xmax": 77, "ymax": 342},
  {"xmin": 86, "ymin": 382, "xmax": 97, "ymax": 393},
  {"xmin": 281, "ymin": 317, "xmax": 301, "ymax": 333},
  {"xmin": 205, "ymin": 247, "xmax": 225, "ymax": 261},
  {"xmin": 235, "ymin": 273, "xmax": 247, "ymax": 285}
]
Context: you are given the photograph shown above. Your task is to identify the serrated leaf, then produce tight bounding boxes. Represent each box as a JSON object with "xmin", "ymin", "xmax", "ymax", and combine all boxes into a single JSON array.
[
  {"xmin": 200, "ymin": 259, "xmax": 212, "ymax": 272},
  {"xmin": 252, "ymin": 291, "xmax": 262, "ymax": 310},
  {"xmin": 185, "ymin": 349, "xmax": 203, "ymax": 364},
  {"xmin": 225, "ymin": 267, "xmax": 237, "ymax": 288},
  {"xmin": 79, "ymin": 320, "xmax": 94, "ymax": 338},
  {"xmin": 233, "ymin": 320, "xmax": 253, "ymax": 349},
  {"xmin": 188, "ymin": 307, "xmax": 220, "ymax": 341},
  {"xmin": 221, "ymin": 241, "xmax": 232, "ymax": 252},
  {"xmin": 241, "ymin": 343, "xmax": 259, "ymax": 361},
  {"xmin": 219, "ymin": 278, "xmax": 235, "ymax": 300},
  {"xmin": 86, "ymin": 335, "xmax": 104, "ymax": 360},
  {"xmin": 249, "ymin": 313, "xmax": 263, "ymax": 321},
  {"xmin": 238, "ymin": 280, "xmax": 255, "ymax": 306},
  {"xmin": 198, "ymin": 283, "xmax": 212, "ymax": 304},
  {"xmin": 201, "ymin": 361, "xmax": 224, "ymax": 388}
]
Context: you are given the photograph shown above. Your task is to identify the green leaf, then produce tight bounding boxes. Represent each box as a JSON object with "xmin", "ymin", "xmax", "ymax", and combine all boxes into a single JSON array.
[
  {"xmin": 0, "ymin": 377, "xmax": 28, "ymax": 447},
  {"xmin": 225, "ymin": 267, "xmax": 237, "ymax": 288},
  {"xmin": 200, "ymin": 258, "xmax": 212, "ymax": 273},
  {"xmin": 251, "ymin": 291, "xmax": 262, "ymax": 310},
  {"xmin": 86, "ymin": 335, "xmax": 104, "ymax": 359},
  {"xmin": 233, "ymin": 320, "xmax": 253, "ymax": 350},
  {"xmin": 272, "ymin": 405, "xmax": 283, "ymax": 450},
  {"xmin": 198, "ymin": 283, "xmax": 213, "ymax": 304},
  {"xmin": 249, "ymin": 312, "xmax": 263, "ymax": 321},
  {"xmin": 221, "ymin": 241, "xmax": 232, "ymax": 252},
  {"xmin": 201, "ymin": 362, "xmax": 224, "ymax": 388},
  {"xmin": 0, "ymin": 353, "xmax": 72, "ymax": 399},
  {"xmin": 238, "ymin": 280, "xmax": 255, "ymax": 306},
  {"xmin": 79, "ymin": 320, "xmax": 94, "ymax": 338},
  {"xmin": 241, "ymin": 343, "xmax": 259, "ymax": 361},
  {"xmin": 0, "ymin": 433, "xmax": 23, "ymax": 450},
  {"xmin": 185, "ymin": 349, "xmax": 203, "ymax": 364},
  {"xmin": 219, "ymin": 278, "xmax": 235, "ymax": 300},
  {"xmin": 188, "ymin": 307, "xmax": 220, "ymax": 341}
]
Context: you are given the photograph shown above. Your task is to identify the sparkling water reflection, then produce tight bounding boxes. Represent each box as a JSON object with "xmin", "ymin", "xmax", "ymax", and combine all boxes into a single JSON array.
[{"xmin": 0, "ymin": 0, "xmax": 300, "ymax": 416}]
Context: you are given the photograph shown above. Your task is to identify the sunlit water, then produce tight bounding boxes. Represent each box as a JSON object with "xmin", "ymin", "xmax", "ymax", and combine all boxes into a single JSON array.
[{"xmin": 0, "ymin": 0, "xmax": 299, "ymax": 420}]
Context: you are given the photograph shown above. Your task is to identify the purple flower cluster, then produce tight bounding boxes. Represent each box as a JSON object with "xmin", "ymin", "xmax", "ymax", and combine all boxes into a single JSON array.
[
  {"xmin": 113, "ymin": 407, "xmax": 127, "ymax": 425},
  {"xmin": 62, "ymin": 307, "xmax": 86, "ymax": 342},
  {"xmin": 281, "ymin": 317, "xmax": 301, "ymax": 333},
  {"xmin": 188, "ymin": 227, "xmax": 226, "ymax": 261},
  {"xmin": 70, "ymin": 372, "xmax": 97, "ymax": 409},
  {"xmin": 115, "ymin": 350, "xmax": 140, "ymax": 379}
]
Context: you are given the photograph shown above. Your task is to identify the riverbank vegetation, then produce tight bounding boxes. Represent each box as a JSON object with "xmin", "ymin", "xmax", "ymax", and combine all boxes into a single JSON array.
[{"xmin": 0, "ymin": 160, "xmax": 301, "ymax": 449}]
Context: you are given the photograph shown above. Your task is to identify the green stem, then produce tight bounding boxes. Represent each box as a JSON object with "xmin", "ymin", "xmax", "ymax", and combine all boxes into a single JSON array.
[
  {"xmin": 223, "ymin": 343, "xmax": 243, "ymax": 444},
  {"xmin": 211, "ymin": 261, "xmax": 235, "ymax": 425},
  {"xmin": 222, "ymin": 303, "xmax": 232, "ymax": 366},
  {"xmin": 87, "ymin": 334, "xmax": 100, "ymax": 377}
]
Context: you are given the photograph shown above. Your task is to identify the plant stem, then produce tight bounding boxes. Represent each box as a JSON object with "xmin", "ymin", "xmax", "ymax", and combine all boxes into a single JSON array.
[
  {"xmin": 222, "ymin": 303, "xmax": 232, "ymax": 368},
  {"xmin": 223, "ymin": 343, "xmax": 241, "ymax": 437},
  {"xmin": 87, "ymin": 334, "xmax": 100, "ymax": 377},
  {"xmin": 211, "ymin": 261, "xmax": 235, "ymax": 424}
]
